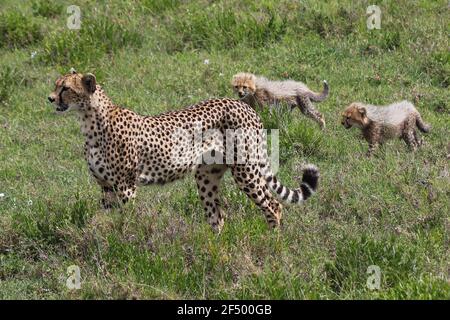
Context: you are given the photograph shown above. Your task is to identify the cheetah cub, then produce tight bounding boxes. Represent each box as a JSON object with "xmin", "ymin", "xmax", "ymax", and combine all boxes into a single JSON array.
[
  {"xmin": 341, "ymin": 100, "xmax": 431, "ymax": 156},
  {"xmin": 231, "ymin": 72, "xmax": 328, "ymax": 129}
]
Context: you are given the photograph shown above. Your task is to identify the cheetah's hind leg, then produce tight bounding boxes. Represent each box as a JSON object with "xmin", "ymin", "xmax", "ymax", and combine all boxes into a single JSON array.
[
  {"xmin": 230, "ymin": 164, "xmax": 282, "ymax": 228},
  {"xmin": 195, "ymin": 164, "xmax": 228, "ymax": 233},
  {"xmin": 296, "ymin": 96, "xmax": 326, "ymax": 129},
  {"xmin": 403, "ymin": 116, "xmax": 419, "ymax": 151}
]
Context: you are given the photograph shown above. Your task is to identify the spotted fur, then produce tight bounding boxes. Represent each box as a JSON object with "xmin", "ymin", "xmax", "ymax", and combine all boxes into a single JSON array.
[
  {"xmin": 48, "ymin": 71, "xmax": 319, "ymax": 232},
  {"xmin": 341, "ymin": 101, "xmax": 431, "ymax": 156},
  {"xmin": 231, "ymin": 72, "xmax": 328, "ymax": 129}
]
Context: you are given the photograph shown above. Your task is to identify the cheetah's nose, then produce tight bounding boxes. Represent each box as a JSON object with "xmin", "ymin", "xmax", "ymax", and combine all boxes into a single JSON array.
[{"xmin": 48, "ymin": 96, "xmax": 55, "ymax": 103}]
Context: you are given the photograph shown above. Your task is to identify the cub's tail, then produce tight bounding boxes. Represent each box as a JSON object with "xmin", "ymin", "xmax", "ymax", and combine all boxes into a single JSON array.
[
  {"xmin": 416, "ymin": 113, "xmax": 431, "ymax": 133},
  {"xmin": 264, "ymin": 164, "xmax": 319, "ymax": 204},
  {"xmin": 307, "ymin": 80, "xmax": 329, "ymax": 102}
]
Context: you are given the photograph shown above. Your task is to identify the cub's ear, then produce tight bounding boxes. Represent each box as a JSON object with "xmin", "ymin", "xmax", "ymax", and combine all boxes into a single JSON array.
[
  {"xmin": 357, "ymin": 106, "xmax": 366, "ymax": 116},
  {"xmin": 231, "ymin": 74, "xmax": 239, "ymax": 85},
  {"xmin": 81, "ymin": 73, "xmax": 96, "ymax": 94},
  {"xmin": 70, "ymin": 67, "xmax": 77, "ymax": 74}
]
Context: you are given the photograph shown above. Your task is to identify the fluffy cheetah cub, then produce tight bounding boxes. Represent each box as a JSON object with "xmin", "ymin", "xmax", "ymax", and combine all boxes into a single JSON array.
[
  {"xmin": 231, "ymin": 72, "xmax": 328, "ymax": 129},
  {"xmin": 341, "ymin": 100, "xmax": 430, "ymax": 156}
]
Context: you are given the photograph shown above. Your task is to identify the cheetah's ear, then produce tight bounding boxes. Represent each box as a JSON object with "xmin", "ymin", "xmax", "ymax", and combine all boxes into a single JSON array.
[
  {"xmin": 357, "ymin": 106, "xmax": 366, "ymax": 117},
  {"xmin": 81, "ymin": 73, "xmax": 96, "ymax": 94}
]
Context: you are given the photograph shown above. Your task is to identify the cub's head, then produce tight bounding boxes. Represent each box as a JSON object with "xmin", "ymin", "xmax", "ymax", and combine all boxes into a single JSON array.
[
  {"xmin": 341, "ymin": 103, "xmax": 369, "ymax": 129},
  {"xmin": 231, "ymin": 72, "xmax": 256, "ymax": 98},
  {"xmin": 48, "ymin": 69, "xmax": 97, "ymax": 113}
]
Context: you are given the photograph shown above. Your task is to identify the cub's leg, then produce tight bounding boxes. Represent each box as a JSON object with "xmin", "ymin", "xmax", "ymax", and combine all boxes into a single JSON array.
[
  {"xmin": 367, "ymin": 142, "xmax": 380, "ymax": 157},
  {"xmin": 403, "ymin": 129, "xmax": 418, "ymax": 151},
  {"xmin": 403, "ymin": 116, "xmax": 418, "ymax": 151},
  {"xmin": 231, "ymin": 164, "xmax": 282, "ymax": 228},
  {"xmin": 366, "ymin": 124, "xmax": 382, "ymax": 157},
  {"xmin": 195, "ymin": 164, "xmax": 228, "ymax": 232},
  {"xmin": 413, "ymin": 129, "xmax": 423, "ymax": 147},
  {"xmin": 296, "ymin": 96, "xmax": 326, "ymax": 129}
]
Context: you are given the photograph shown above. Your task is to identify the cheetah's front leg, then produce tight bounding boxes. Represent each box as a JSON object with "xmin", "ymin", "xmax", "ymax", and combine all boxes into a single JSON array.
[
  {"xmin": 116, "ymin": 184, "xmax": 137, "ymax": 205},
  {"xmin": 101, "ymin": 186, "xmax": 116, "ymax": 209},
  {"xmin": 413, "ymin": 130, "xmax": 423, "ymax": 147},
  {"xmin": 403, "ymin": 130, "xmax": 418, "ymax": 151},
  {"xmin": 366, "ymin": 142, "xmax": 379, "ymax": 157},
  {"xmin": 101, "ymin": 184, "xmax": 136, "ymax": 209},
  {"xmin": 366, "ymin": 125, "xmax": 382, "ymax": 157}
]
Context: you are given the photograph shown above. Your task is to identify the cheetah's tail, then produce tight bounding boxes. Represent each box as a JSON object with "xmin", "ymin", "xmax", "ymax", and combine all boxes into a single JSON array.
[
  {"xmin": 308, "ymin": 80, "xmax": 329, "ymax": 102},
  {"xmin": 264, "ymin": 164, "xmax": 319, "ymax": 204},
  {"xmin": 415, "ymin": 113, "xmax": 431, "ymax": 133}
]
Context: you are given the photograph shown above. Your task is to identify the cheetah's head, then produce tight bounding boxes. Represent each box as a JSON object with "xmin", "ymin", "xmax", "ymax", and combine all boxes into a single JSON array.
[
  {"xmin": 341, "ymin": 103, "xmax": 369, "ymax": 129},
  {"xmin": 48, "ymin": 69, "xmax": 97, "ymax": 113},
  {"xmin": 231, "ymin": 72, "xmax": 256, "ymax": 99}
]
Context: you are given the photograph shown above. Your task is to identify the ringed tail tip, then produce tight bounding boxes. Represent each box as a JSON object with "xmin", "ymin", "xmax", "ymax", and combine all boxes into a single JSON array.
[{"xmin": 300, "ymin": 164, "xmax": 319, "ymax": 192}]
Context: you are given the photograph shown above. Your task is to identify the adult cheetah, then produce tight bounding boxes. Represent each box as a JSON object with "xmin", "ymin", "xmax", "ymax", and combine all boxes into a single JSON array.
[{"xmin": 48, "ymin": 70, "xmax": 319, "ymax": 232}]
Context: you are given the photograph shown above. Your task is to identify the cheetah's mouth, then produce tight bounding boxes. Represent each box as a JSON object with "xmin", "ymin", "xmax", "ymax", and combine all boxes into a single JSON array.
[
  {"xmin": 56, "ymin": 103, "xmax": 69, "ymax": 112},
  {"xmin": 239, "ymin": 92, "xmax": 251, "ymax": 99},
  {"xmin": 342, "ymin": 120, "xmax": 351, "ymax": 129}
]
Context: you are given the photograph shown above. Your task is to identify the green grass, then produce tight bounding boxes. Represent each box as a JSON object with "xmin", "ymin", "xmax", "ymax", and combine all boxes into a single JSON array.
[{"xmin": 0, "ymin": 0, "xmax": 449, "ymax": 299}]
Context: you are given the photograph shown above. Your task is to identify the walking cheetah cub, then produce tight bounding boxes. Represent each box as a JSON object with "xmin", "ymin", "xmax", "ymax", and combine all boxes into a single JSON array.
[
  {"xmin": 231, "ymin": 72, "xmax": 328, "ymax": 129},
  {"xmin": 341, "ymin": 100, "xmax": 430, "ymax": 156}
]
